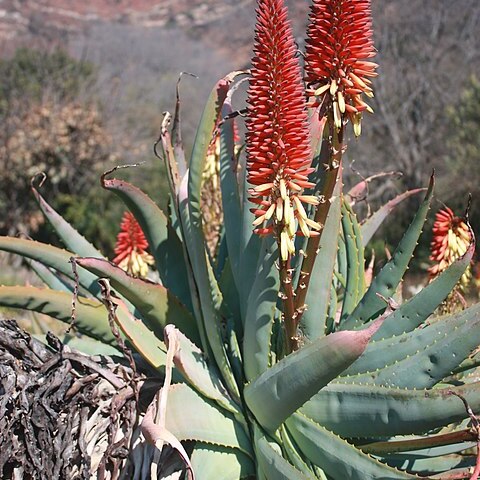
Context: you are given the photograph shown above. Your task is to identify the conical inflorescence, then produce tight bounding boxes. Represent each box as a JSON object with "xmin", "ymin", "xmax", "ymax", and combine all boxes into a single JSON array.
[
  {"xmin": 246, "ymin": 0, "xmax": 319, "ymax": 261},
  {"xmin": 113, "ymin": 211, "xmax": 154, "ymax": 278},
  {"xmin": 304, "ymin": 0, "xmax": 377, "ymax": 135}
]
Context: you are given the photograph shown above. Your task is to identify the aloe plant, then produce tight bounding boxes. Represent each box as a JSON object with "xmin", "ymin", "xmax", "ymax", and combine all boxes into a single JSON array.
[{"xmin": 2, "ymin": 0, "xmax": 480, "ymax": 479}]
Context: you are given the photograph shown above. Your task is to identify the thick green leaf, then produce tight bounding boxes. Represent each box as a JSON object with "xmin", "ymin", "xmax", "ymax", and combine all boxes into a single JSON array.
[
  {"xmin": 75, "ymin": 257, "xmax": 200, "ymax": 345},
  {"xmin": 184, "ymin": 74, "xmax": 241, "ymax": 401},
  {"xmin": 254, "ymin": 426, "xmax": 313, "ymax": 480},
  {"xmin": 218, "ymin": 258, "xmax": 241, "ymax": 324},
  {"xmin": 238, "ymin": 160, "xmax": 263, "ymax": 323},
  {"xmin": 0, "ymin": 286, "xmax": 115, "ymax": 344},
  {"xmin": 26, "ymin": 259, "xmax": 73, "ymax": 293},
  {"xmin": 348, "ymin": 200, "xmax": 367, "ymax": 297},
  {"xmin": 62, "ymin": 335, "xmax": 122, "ymax": 357},
  {"xmin": 339, "ymin": 302, "xmax": 480, "ymax": 388},
  {"xmin": 453, "ymin": 349, "xmax": 480, "ymax": 375},
  {"xmin": 381, "ymin": 453, "xmax": 474, "ymax": 475},
  {"xmin": 286, "ymin": 413, "xmax": 419, "ymax": 479},
  {"xmin": 219, "ymin": 101, "xmax": 242, "ymax": 293},
  {"xmin": 101, "ymin": 175, "xmax": 192, "ymax": 310},
  {"xmin": 0, "ymin": 237, "xmax": 100, "ymax": 296},
  {"xmin": 244, "ymin": 317, "xmax": 386, "ymax": 432},
  {"xmin": 243, "ymin": 236, "xmax": 279, "ymax": 382},
  {"xmin": 107, "ymin": 295, "xmax": 167, "ymax": 370},
  {"xmin": 177, "ymin": 175, "xmax": 211, "ymax": 358},
  {"xmin": 164, "ymin": 383, "xmax": 251, "ymax": 456},
  {"xmin": 164, "ymin": 326, "xmax": 240, "ymax": 415},
  {"xmin": 325, "ymin": 284, "xmax": 338, "ymax": 335},
  {"xmin": 280, "ymin": 425, "xmax": 320, "ymax": 478},
  {"xmin": 341, "ymin": 175, "xmax": 434, "ymax": 330},
  {"xmin": 361, "ymin": 189, "xmax": 425, "ymax": 246},
  {"xmin": 300, "ymin": 382, "xmax": 480, "ymax": 438},
  {"xmin": 341, "ymin": 302, "xmax": 480, "ymax": 377},
  {"xmin": 226, "ymin": 318, "xmax": 245, "ymax": 389},
  {"xmin": 339, "ymin": 201, "xmax": 364, "ymax": 321},
  {"xmin": 336, "ymin": 229, "xmax": 347, "ymax": 291},
  {"xmin": 300, "ymin": 171, "xmax": 342, "ymax": 340},
  {"xmin": 372, "ymin": 239, "xmax": 475, "ymax": 340},
  {"xmin": 191, "ymin": 444, "xmax": 255, "ymax": 480},
  {"xmin": 32, "ymin": 184, "xmax": 104, "ymax": 258}
]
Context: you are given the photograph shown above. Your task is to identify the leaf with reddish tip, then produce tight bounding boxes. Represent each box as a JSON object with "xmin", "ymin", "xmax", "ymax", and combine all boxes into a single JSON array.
[
  {"xmin": 75, "ymin": 257, "xmax": 200, "ymax": 346},
  {"xmin": 0, "ymin": 286, "xmax": 115, "ymax": 344},
  {"xmin": 244, "ymin": 313, "xmax": 389, "ymax": 432},
  {"xmin": 361, "ymin": 188, "xmax": 426, "ymax": 246},
  {"xmin": 32, "ymin": 184, "xmax": 104, "ymax": 258},
  {"xmin": 101, "ymin": 175, "xmax": 192, "ymax": 311}
]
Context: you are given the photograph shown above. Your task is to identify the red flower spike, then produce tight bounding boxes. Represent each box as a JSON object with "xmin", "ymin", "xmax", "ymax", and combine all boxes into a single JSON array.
[
  {"xmin": 246, "ymin": 0, "xmax": 314, "ymax": 260},
  {"xmin": 113, "ymin": 211, "xmax": 154, "ymax": 278},
  {"xmin": 304, "ymin": 0, "xmax": 377, "ymax": 135}
]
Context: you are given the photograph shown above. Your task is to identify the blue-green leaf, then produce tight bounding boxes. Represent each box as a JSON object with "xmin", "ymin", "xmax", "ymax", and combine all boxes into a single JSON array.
[
  {"xmin": 0, "ymin": 286, "xmax": 115, "ymax": 344},
  {"xmin": 361, "ymin": 189, "xmax": 426, "ymax": 246},
  {"xmin": 286, "ymin": 413, "xmax": 419, "ymax": 479},
  {"xmin": 0, "ymin": 237, "xmax": 100, "ymax": 296},
  {"xmin": 75, "ymin": 257, "xmax": 200, "ymax": 345},
  {"xmin": 243, "ymin": 236, "xmax": 279, "ymax": 382},
  {"xmin": 300, "ymin": 171, "xmax": 342, "ymax": 340},
  {"xmin": 301, "ymin": 382, "xmax": 480, "ymax": 438},
  {"xmin": 32, "ymin": 183, "xmax": 104, "ymax": 258},
  {"xmin": 191, "ymin": 444, "xmax": 255, "ymax": 480}
]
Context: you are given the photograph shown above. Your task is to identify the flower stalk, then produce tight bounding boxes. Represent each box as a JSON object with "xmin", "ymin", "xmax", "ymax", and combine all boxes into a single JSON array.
[
  {"xmin": 294, "ymin": 123, "xmax": 344, "ymax": 333},
  {"xmin": 292, "ymin": 0, "xmax": 376, "ymax": 334},
  {"xmin": 246, "ymin": 0, "xmax": 314, "ymax": 350}
]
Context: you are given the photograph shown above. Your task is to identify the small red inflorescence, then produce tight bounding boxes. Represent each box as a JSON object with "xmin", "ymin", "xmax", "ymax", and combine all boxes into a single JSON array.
[
  {"xmin": 304, "ymin": 0, "xmax": 377, "ymax": 134},
  {"xmin": 246, "ymin": 0, "xmax": 319, "ymax": 261},
  {"xmin": 113, "ymin": 211, "xmax": 154, "ymax": 278},
  {"xmin": 428, "ymin": 207, "xmax": 472, "ymax": 281}
]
